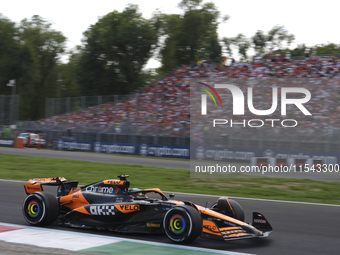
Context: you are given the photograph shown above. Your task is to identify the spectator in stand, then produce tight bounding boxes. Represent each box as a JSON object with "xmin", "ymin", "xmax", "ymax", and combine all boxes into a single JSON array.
[{"xmin": 39, "ymin": 55, "xmax": 340, "ymax": 138}]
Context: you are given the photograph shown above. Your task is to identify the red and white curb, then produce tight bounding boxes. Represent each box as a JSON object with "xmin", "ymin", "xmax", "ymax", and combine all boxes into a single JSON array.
[
  {"xmin": 0, "ymin": 222, "xmax": 254, "ymax": 255},
  {"xmin": 0, "ymin": 223, "xmax": 118, "ymax": 251}
]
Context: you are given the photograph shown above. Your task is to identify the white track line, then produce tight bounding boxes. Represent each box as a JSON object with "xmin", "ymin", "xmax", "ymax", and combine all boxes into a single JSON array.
[{"xmin": 0, "ymin": 222, "xmax": 254, "ymax": 255}]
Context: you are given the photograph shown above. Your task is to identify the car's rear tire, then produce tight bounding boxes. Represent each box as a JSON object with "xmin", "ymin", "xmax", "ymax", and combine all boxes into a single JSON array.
[
  {"xmin": 211, "ymin": 198, "xmax": 244, "ymax": 222},
  {"xmin": 23, "ymin": 192, "xmax": 59, "ymax": 226},
  {"xmin": 163, "ymin": 205, "xmax": 202, "ymax": 244}
]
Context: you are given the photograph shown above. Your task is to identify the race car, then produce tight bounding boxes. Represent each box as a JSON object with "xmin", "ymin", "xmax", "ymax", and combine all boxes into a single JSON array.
[{"xmin": 22, "ymin": 175, "xmax": 272, "ymax": 244}]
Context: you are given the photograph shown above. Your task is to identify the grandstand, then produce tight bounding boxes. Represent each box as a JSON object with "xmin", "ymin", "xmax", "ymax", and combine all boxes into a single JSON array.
[{"xmin": 14, "ymin": 55, "xmax": 340, "ymax": 152}]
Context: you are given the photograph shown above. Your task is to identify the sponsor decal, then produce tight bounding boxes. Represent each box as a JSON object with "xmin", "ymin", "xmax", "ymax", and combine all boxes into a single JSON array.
[
  {"xmin": 90, "ymin": 205, "xmax": 115, "ymax": 215},
  {"xmin": 193, "ymin": 146, "xmax": 338, "ymax": 165},
  {"xmin": 26, "ymin": 186, "xmax": 42, "ymax": 191},
  {"xmin": 94, "ymin": 142, "xmax": 135, "ymax": 154},
  {"xmin": 117, "ymin": 204, "xmax": 140, "ymax": 213},
  {"xmin": 204, "ymin": 225, "xmax": 217, "ymax": 231},
  {"xmin": 85, "ymin": 185, "xmax": 115, "ymax": 194},
  {"xmin": 0, "ymin": 139, "xmax": 14, "ymax": 146},
  {"xmin": 55, "ymin": 139, "xmax": 190, "ymax": 159},
  {"xmin": 57, "ymin": 140, "xmax": 63, "ymax": 150},
  {"xmin": 224, "ymin": 221, "xmax": 237, "ymax": 227},
  {"xmin": 147, "ymin": 223, "xmax": 161, "ymax": 228},
  {"xmin": 262, "ymin": 149, "xmax": 275, "ymax": 158},
  {"xmin": 253, "ymin": 219, "xmax": 267, "ymax": 224},
  {"xmin": 106, "ymin": 180, "xmax": 123, "ymax": 185},
  {"xmin": 141, "ymin": 145, "xmax": 189, "ymax": 157},
  {"xmin": 159, "ymin": 205, "xmax": 171, "ymax": 211},
  {"xmin": 114, "ymin": 197, "xmax": 124, "ymax": 203},
  {"xmin": 94, "ymin": 142, "xmax": 101, "ymax": 153},
  {"xmin": 57, "ymin": 140, "xmax": 91, "ymax": 151},
  {"xmin": 140, "ymin": 144, "xmax": 148, "ymax": 156},
  {"xmin": 119, "ymin": 205, "xmax": 140, "ymax": 211}
]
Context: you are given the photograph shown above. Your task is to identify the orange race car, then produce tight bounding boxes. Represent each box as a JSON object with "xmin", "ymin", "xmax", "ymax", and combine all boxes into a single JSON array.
[{"xmin": 22, "ymin": 175, "xmax": 272, "ymax": 244}]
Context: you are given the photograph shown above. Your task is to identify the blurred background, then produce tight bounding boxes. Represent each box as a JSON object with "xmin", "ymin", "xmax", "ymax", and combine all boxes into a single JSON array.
[{"xmin": 1, "ymin": 0, "xmax": 340, "ymax": 160}]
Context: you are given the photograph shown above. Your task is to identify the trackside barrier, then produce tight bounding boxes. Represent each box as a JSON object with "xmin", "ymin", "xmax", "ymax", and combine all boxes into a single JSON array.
[
  {"xmin": 14, "ymin": 138, "xmax": 24, "ymax": 149},
  {"xmin": 251, "ymin": 157, "xmax": 324, "ymax": 172},
  {"xmin": 289, "ymin": 158, "xmax": 308, "ymax": 172},
  {"xmin": 0, "ymin": 138, "xmax": 15, "ymax": 148},
  {"xmin": 309, "ymin": 159, "xmax": 323, "ymax": 168},
  {"xmin": 250, "ymin": 157, "xmax": 273, "ymax": 169},
  {"xmin": 54, "ymin": 139, "xmax": 190, "ymax": 159},
  {"xmin": 274, "ymin": 158, "xmax": 288, "ymax": 167}
]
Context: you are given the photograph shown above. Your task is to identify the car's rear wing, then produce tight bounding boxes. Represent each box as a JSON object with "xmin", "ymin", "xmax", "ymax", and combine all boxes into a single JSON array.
[
  {"xmin": 27, "ymin": 177, "xmax": 68, "ymax": 184},
  {"xmin": 23, "ymin": 177, "xmax": 79, "ymax": 196}
]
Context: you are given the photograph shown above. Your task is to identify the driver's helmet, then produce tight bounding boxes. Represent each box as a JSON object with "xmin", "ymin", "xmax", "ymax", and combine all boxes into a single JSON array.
[{"xmin": 131, "ymin": 188, "xmax": 147, "ymax": 199}]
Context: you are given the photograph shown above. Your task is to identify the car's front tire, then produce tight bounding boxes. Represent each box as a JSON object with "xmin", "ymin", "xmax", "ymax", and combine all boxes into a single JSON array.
[
  {"xmin": 23, "ymin": 192, "xmax": 59, "ymax": 226},
  {"xmin": 163, "ymin": 205, "xmax": 202, "ymax": 244},
  {"xmin": 211, "ymin": 198, "xmax": 245, "ymax": 222}
]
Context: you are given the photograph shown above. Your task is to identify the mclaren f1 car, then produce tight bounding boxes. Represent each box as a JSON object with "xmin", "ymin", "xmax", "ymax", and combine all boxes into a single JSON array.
[{"xmin": 22, "ymin": 175, "xmax": 272, "ymax": 243}]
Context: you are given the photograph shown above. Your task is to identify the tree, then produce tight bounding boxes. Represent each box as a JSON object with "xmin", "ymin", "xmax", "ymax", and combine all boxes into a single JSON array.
[
  {"xmin": 17, "ymin": 15, "xmax": 66, "ymax": 120},
  {"xmin": 0, "ymin": 14, "xmax": 21, "ymax": 95},
  {"xmin": 54, "ymin": 49, "xmax": 81, "ymax": 98},
  {"xmin": 158, "ymin": 0, "xmax": 223, "ymax": 73},
  {"xmin": 290, "ymin": 44, "xmax": 310, "ymax": 57},
  {"xmin": 222, "ymin": 34, "xmax": 251, "ymax": 61},
  {"xmin": 315, "ymin": 43, "xmax": 340, "ymax": 55},
  {"xmin": 223, "ymin": 25, "xmax": 295, "ymax": 61},
  {"xmin": 77, "ymin": 4, "xmax": 158, "ymax": 96},
  {"xmin": 266, "ymin": 25, "xmax": 294, "ymax": 53},
  {"xmin": 157, "ymin": 14, "xmax": 182, "ymax": 73},
  {"xmin": 232, "ymin": 34, "xmax": 251, "ymax": 60},
  {"xmin": 252, "ymin": 30, "xmax": 267, "ymax": 56}
]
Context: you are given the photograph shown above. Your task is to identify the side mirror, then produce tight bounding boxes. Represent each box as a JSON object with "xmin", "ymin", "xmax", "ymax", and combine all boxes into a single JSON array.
[{"xmin": 169, "ymin": 194, "xmax": 175, "ymax": 199}]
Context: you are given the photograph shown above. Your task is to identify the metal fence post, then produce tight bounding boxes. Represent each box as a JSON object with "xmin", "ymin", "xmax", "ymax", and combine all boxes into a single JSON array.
[
  {"xmin": 14, "ymin": 95, "xmax": 19, "ymax": 124},
  {"xmin": 45, "ymin": 98, "xmax": 49, "ymax": 119},
  {"xmin": 0, "ymin": 95, "xmax": 4, "ymax": 126},
  {"xmin": 81, "ymin": 96, "xmax": 85, "ymax": 110},
  {"xmin": 50, "ymin": 98, "xmax": 55, "ymax": 117},
  {"xmin": 66, "ymin": 97, "xmax": 70, "ymax": 113}
]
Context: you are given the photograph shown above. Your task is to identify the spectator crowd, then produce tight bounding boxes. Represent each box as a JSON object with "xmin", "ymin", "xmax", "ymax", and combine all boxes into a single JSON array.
[{"xmin": 39, "ymin": 55, "xmax": 340, "ymax": 140}]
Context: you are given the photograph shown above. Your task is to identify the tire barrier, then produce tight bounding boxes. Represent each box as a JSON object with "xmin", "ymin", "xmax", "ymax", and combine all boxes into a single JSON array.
[
  {"xmin": 251, "ymin": 157, "xmax": 324, "ymax": 172},
  {"xmin": 250, "ymin": 157, "xmax": 272, "ymax": 168}
]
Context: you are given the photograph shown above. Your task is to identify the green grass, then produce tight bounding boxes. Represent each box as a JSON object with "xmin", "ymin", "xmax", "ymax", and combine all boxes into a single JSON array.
[{"xmin": 1, "ymin": 154, "xmax": 339, "ymax": 205}]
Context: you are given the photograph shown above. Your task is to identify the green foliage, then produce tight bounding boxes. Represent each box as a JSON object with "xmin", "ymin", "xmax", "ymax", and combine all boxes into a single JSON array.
[
  {"xmin": 315, "ymin": 43, "xmax": 340, "ymax": 55},
  {"xmin": 158, "ymin": 0, "xmax": 222, "ymax": 74},
  {"xmin": 0, "ymin": 15, "xmax": 66, "ymax": 121},
  {"xmin": 252, "ymin": 30, "xmax": 267, "ymax": 56},
  {"xmin": 266, "ymin": 25, "xmax": 294, "ymax": 52},
  {"xmin": 1, "ymin": 153, "xmax": 340, "ymax": 205},
  {"xmin": 3, "ymin": 6, "xmax": 340, "ymax": 122},
  {"xmin": 224, "ymin": 25, "xmax": 295, "ymax": 60},
  {"xmin": 76, "ymin": 5, "xmax": 158, "ymax": 95},
  {"xmin": 290, "ymin": 44, "xmax": 309, "ymax": 57},
  {"xmin": 0, "ymin": 14, "xmax": 21, "ymax": 95},
  {"xmin": 17, "ymin": 15, "xmax": 66, "ymax": 120}
]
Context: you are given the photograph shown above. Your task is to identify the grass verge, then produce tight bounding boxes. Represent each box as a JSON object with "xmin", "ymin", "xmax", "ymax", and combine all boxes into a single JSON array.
[{"xmin": 0, "ymin": 154, "xmax": 339, "ymax": 205}]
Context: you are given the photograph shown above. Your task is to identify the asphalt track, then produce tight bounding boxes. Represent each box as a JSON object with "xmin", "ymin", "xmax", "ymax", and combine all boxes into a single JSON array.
[{"xmin": 1, "ymin": 148, "xmax": 340, "ymax": 254}]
